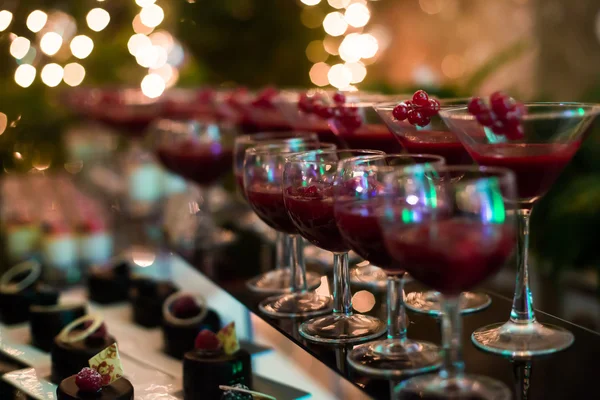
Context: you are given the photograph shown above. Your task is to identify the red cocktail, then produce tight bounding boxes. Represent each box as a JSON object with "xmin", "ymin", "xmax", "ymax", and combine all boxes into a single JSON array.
[{"xmin": 246, "ymin": 182, "xmax": 297, "ymax": 234}]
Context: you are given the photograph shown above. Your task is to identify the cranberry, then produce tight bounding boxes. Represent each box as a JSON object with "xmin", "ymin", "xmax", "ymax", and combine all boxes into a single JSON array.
[
  {"xmin": 338, "ymin": 114, "xmax": 362, "ymax": 131},
  {"xmin": 298, "ymin": 94, "xmax": 314, "ymax": 113},
  {"xmin": 504, "ymin": 124, "xmax": 524, "ymax": 140},
  {"xmin": 333, "ymin": 92, "xmax": 346, "ymax": 105},
  {"xmin": 467, "ymin": 97, "xmax": 488, "ymax": 115},
  {"xmin": 475, "ymin": 110, "xmax": 496, "ymax": 127},
  {"xmin": 337, "ymin": 106, "xmax": 358, "ymax": 117},
  {"xmin": 172, "ymin": 295, "xmax": 202, "ymax": 319},
  {"xmin": 313, "ymin": 104, "xmax": 334, "ymax": 119},
  {"xmin": 491, "ymin": 120, "xmax": 506, "ymax": 135},
  {"xmin": 422, "ymin": 98, "xmax": 440, "ymax": 117},
  {"xmin": 503, "ymin": 110, "xmax": 521, "ymax": 127},
  {"xmin": 490, "ymin": 91, "xmax": 516, "ymax": 118},
  {"xmin": 194, "ymin": 329, "xmax": 222, "ymax": 351},
  {"xmin": 407, "ymin": 110, "xmax": 429, "ymax": 127},
  {"xmin": 75, "ymin": 368, "xmax": 103, "ymax": 393},
  {"xmin": 392, "ymin": 103, "xmax": 409, "ymax": 121},
  {"xmin": 412, "ymin": 90, "xmax": 429, "ymax": 107}
]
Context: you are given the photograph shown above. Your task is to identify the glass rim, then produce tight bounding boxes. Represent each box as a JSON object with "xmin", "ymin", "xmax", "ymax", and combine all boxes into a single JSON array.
[
  {"xmin": 438, "ymin": 102, "xmax": 600, "ymax": 120},
  {"xmin": 387, "ymin": 164, "xmax": 516, "ymax": 186},
  {"xmin": 285, "ymin": 148, "xmax": 384, "ymax": 164},
  {"xmin": 235, "ymin": 131, "xmax": 319, "ymax": 145},
  {"xmin": 345, "ymin": 153, "xmax": 447, "ymax": 167},
  {"xmin": 245, "ymin": 142, "xmax": 337, "ymax": 157}
]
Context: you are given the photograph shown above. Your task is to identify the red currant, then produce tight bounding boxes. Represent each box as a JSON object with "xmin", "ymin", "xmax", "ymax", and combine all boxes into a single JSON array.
[
  {"xmin": 491, "ymin": 120, "xmax": 506, "ymax": 135},
  {"xmin": 467, "ymin": 97, "xmax": 488, "ymax": 115},
  {"xmin": 333, "ymin": 92, "xmax": 346, "ymax": 105},
  {"xmin": 475, "ymin": 110, "xmax": 496, "ymax": 127},
  {"xmin": 422, "ymin": 98, "xmax": 440, "ymax": 117},
  {"xmin": 76, "ymin": 368, "xmax": 103, "ymax": 393},
  {"xmin": 490, "ymin": 91, "xmax": 516, "ymax": 118},
  {"xmin": 408, "ymin": 110, "xmax": 429, "ymax": 126},
  {"xmin": 412, "ymin": 90, "xmax": 429, "ymax": 107},
  {"xmin": 313, "ymin": 104, "xmax": 334, "ymax": 119},
  {"xmin": 504, "ymin": 124, "xmax": 524, "ymax": 140},
  {"xmin": 339, "ymin": 114, "xmax": 362, "ymax": 131},
  {"xmin": 392, "ymin": 103, "xmax": 409, "ymax": 121},
  {"xmin": 298, "ymin": 94, "xmax": 313, "ymax": 113}
]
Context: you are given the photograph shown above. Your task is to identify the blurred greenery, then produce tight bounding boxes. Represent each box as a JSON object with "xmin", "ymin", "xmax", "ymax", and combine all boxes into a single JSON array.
[{"xmin": 1, "ymin": 0, "xmax": 599, "ymax": 279}]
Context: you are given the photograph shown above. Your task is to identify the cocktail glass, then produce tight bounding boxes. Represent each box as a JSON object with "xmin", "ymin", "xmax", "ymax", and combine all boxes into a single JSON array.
[
  {"xmin": 243, "ymin": 87, "xmax": 293, "ymax": 133},
  {"xmin": 440, "ymin": 102, "xmax": 600, "ymax": 357},
  {"xmin": 375, "ymin": 99, "xmax": 493, "ymax": 316},
  {"xmin": 380, "ymin": 165, "xmax": 516, "ymax": 399},
  {"xmin": 244, "ymin": 142, "xmax": 335, "ymax": 318},
  {"xmin": 149, "ymin": 119, "xmax": 234, "ymax": 247},
  {"xmin": 336, "ymin": 154, "xmax": 445, "ymax": 377},
  {"xmin": 234, "ymin": 131, "xmax": 322, "ymax": 294},
  {"xmin": 284, "ymin": 149, "xmax": 387, "ymax": 344}
]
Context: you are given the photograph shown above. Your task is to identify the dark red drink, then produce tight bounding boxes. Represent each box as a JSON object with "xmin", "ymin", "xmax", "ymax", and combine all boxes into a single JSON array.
[
  {"xmin": 384, "ymin": 220, "xmax": 515, "ymax": 295},
  {"xmin": 337, "ymin": 124, "xmax": 403, "ymax": 153},
  {"xmin": 467, "ymin": 143, "xmax": 580, "ymax": 203},
  {"xmin": 395, "ymin": 130, "xmax": 471, "ymax": 165},
  {"xmin": 246, "ymin": 183, "xmax": 297, "ymax": 234},
  {"xmin": 284, "ymin": 185, "xmax": 349, "ymax": 253},
  {"xmin": 156, "ymin": 143, "xmax": 233, "ymax": 186},
  {"xmin": 335, "ymin": 201, "xmax": 403, "ymax": 275}
]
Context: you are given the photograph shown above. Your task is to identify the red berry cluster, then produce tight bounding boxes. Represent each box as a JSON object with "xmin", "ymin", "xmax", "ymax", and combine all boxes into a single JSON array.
[
  {"xmin": 226, "ymin": 87, "xmax": 248, "ymax": 108},
  {"xmin": 467, "ymin": 92, "xmax": 525, "ymax": 140},
  {"xmin": 251, "ymin": 87, "xmax": 278, "ymax": 109},
  {"xmin": 196, "ymin": 88, "xmax": 215, "ymax": 104},
  {"xmin": 392, "ymin": 90, "xmax": 440, "ymax": 127},
  {"xmin": 299, "ymin": 91, "xmax": 363, "ymax": 132},
  {"xmin": 76, "ymin": 367, "xmax": 103, "ymax": 393}
]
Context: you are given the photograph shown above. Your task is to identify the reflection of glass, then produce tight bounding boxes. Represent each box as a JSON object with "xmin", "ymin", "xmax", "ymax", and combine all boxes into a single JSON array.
[
  {"xmin": 381, "ymin": 166, "xmax": 517, "ymax": 399},
  {"xmin": 336, "ymin": 154, "xmax": 444, "ymax": 378},
  {"xmin": 440, "ymin": 103, "xmax": 600, "ymax": 357},
  {"xmin": 284, "ymin": 149, "xmax": 387, "ymax": 345},
  {"xmin": 245, "ymin": 143, "xmax": 335, "ymax": 318},
  {"xmin": 375, "ymin": 99, "xmax": 492, "ymax": 316},
  {"xmin": 234, "ymin": 132, "xmax": 322, "ymax": 294}
]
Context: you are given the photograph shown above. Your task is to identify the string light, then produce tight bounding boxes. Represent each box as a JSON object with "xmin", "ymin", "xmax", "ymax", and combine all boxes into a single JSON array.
[
  {"xmin": 344, "ymin": 3, "xmax": 370, "ymax": 28},
  {"xmin": 328, "ymin": 63, "xmax": 352, "ymax": 89},
  {"xmin": 309, "ymin": 62, "xmax": 330, "ymax": 86},
  {"xmin": 323, "ymin": 12, "xmax": 347, "ymax": 37},
  {"xmin": 132, "ymin": 14, "xmax": 154, "ymax": 34},
  {"xmin": 128, "ymin": 33, "xmax": 151, "ymax": 56},
  {"xmin": 63, "ymin": 63, "xmax": 86, "ymax": 86},
  {"xmin": 41, "ymin": 63, "xmax": 64, "ymax": 87},
  {"xmin": 70, "ymin": 35, "xmax": 94, "ymax": 59},
  {"xmin": 10, "ymin": 37, "xmax": 31, "ymax": 59},
  {"xmin": 327, "ymin": 0, "xmax": 350, "ymax": 9},
  {"xmin": 141, "ymin": 73, "xmax": 165, "ymax": 98},
  {"xmin": 0, "ymin": 10, "xmax": 12, "ymax": 31},
  {"xmin": 40, "ymin": 32, "xmax": 63, "ymax": 56},
  {"xmin": 140, "ymin": 4, "xmax": 164, "ymax": 28},
  {"xmin": 301, "ymin": 0, "xmax": 321, "ymax": 5},
  {"xmin": 135, "ymin": 0, "xmax": 157, "ymax": 6},
  {"xmin": 87, "ymin": 8, "xmax": 110, "ymax": 32},
  {"xmin": 26, "ymin": 10, "xmax": 47, "ymax": 32},
  {"xmin": 14, "ymin": 64, "xmax": 36, "ymax": 88},
  {"xmin": 345, "ymin": 61, "xmax": 367, "ymax": 83}
]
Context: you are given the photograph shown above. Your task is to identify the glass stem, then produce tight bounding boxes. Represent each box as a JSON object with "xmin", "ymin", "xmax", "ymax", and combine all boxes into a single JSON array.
[
  {"xmin": 274, "ymin": 232, "xmax": 291, "ymax": 270},
  {"xmin": 440, "ymin": 295, "xmax": 464, "ymax": 380},
  {"xmin": 387, "ymin": 274, "xmax": 407, "ymax": 341},
  {"xmin": 510, "ymin": 209, "xmax": 536, "ymax": 324},
  {"xmin": 332, "ymin": 252, "xmax": 353, "ymax": 316},
  {"xmin": 289, "ymin": 235, "xmax": 307, "ymax": 293}
]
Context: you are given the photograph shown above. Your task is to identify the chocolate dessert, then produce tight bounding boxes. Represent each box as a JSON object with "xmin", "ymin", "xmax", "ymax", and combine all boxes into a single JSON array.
[
  {"xmin": 88, "ymin": 259, "xmax": 130, "ymax": 304},
  {"xmin": 30, "ymin": 303, "xmax": 87, "ymax": 352},
  {"xmin": 57, "ymin": 367, "xmax": 133, "ymax": 400},
  {"xmin": 129, "ymin": 277, "xmax": 178, "ymax": 327}
]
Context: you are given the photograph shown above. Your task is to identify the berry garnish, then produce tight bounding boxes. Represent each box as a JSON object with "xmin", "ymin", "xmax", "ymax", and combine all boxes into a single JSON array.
[
  {"xmin": 251, "ymin": 87, "xmax": 278, "ymax": 109},
  {"xmin": 194, "ymin": 329, "xmax": 222, "ymax": 351},
  {"xmin": 468, "ymin": 92, "xmax": 525, "ymax": 139},
  {"xmin": 313, "ymin": 103, "xmax": 334, "ymax": 119},
  {"xmin": 172, "ymin": 295, "xmax": 202, "ymax": 319},
  {"xmin": 75, "ymin": 367, "xmax": 103, "ymax": 393},
  {"xmin": 298, "ymin": 93, "xmax": 315, "ymax": 113},
  {"xmin": 333, "ymin": 92, "xmax": 346, "ymax": 105},
  {"xmin": 392, "ymin": 90, "xmax": 437, "ymax": 127}
]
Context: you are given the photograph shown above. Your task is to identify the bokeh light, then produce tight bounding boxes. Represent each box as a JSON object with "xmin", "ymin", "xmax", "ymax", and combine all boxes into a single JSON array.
[
  {"xmin": 135, "ymin": 0, "xmax": 157, "ymax": 6},
  {"xmin": 323, "ymin": 35, "xmax": 341, "ymax": 55},
  {"xmin": 0, "ymin": 113, "xmax": 7, "ymax": 135},
  {"xmin": 14, "ymin": 65, "xmax": 36, "ymax": 88},
  {"xmin": 306, "ymin": 40, "xmax": 328, "ymax": 63},
  {"xmin": 40, "ymin": 32, "xmax": 63, "ymax": 56},
  {"xmin": 135, "ymin": 45, "xmax": 167, "ymax": 68},
  {"xmin": 300, "ymin": 7, "xmax": 324, "ymax": 29},
  {"xmin": 41, "ymin": 63, "xmax": 64, "ymax": 87},
  {"xmin": 309, "ymin": 62, "xmax": 330, "ymax": 86},
  {"xmin": 70, "ymin": 35, "xmax": 94, "ymax": 59},
  {"xmin": 132, "ymin": 14, "xmax": 154, "ymax": 34},
  {"xmin": 140, "ymin": 4, "xmax": 164, "ymax": 28},
  {"xmin": 149, "ymin": 31, "xmax": 174, "ymax": 52},
  {"xmin": 10, "ymin": 37, "xmax": 31, "ymax": 60},
  {"xmin": 328, "ymin": 63, "xmax": 352, "ymax": 89},
  {"xmin": 26, "ymin": 10, "xmax": 48, "ymax": 33},
  {"xmin": 151, "ymin": 64, "xmax": 179, "ymax": 88},
  {"xmin": 86, "ymin": 8, "xmax": 110, "ymax": 32},
  {"xmin": 327, "ymin": 0, "xmax": 351, "ymax": 9},
  {"xmin": 346, "ymin": 61, "xmax": 367, "ymax": 83},
  {"xmin": 128, "ymin": 33, "xmax": 151, "ymax": 56},
  {"xmin": 323, "ymin": 12, "xmax": 347, "ymax": 37},
  {"xmin": 141, "ymin": 73, "xmax": 166, "ymax": 98},
  {"xmin": 358, "ymin": 33, "xmax": 379, "ymax": 58},
  {"xmin": 419, "ymin": 0, "xmax": 443, "ymax": 15},
  {"xmin": 344, "ymin": 3, "xmax": 370, "ymax": 28},
  {"xmin": 339, "ymin": 33, "xmax": 363, "ymax": 62},
  {"xmin": 0, "ymin": 10, "xmax": 13, "ymax": 31},
  {"xmin": 63, "ymin": 63, "xmax": 86, "ymax": 87},
  {"xmin": 441, "ymin": 54, "xmax": 465, "ymax": 79},
  {"xmin": 301, "ymin": 0, "xmax": 321, "ymax": 5}
]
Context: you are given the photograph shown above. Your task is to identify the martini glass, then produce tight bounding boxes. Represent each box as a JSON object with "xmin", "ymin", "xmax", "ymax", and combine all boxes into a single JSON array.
[
  {"xmin": 380, "ymin": 165, "xmax": 516, "ymax": 399},
  {"xmin": 234, "ymin": 131, "xmax": 322, "ymax": 294},
  {"xmin": 149, "ymin": 119, "xmax": 234, "ymax": 248},
  {"xmin": 284, "ymin": 149, "xmax": 387, "ymax": 344},
  {"xmin": 440, "ymin": 102, "xmax": 600, "ymax": 357},
  {"xmin": 245, "ymin": 142, "xmax": 335, "ymax": 318},
  {"xmin": 336, "ymin": 154, "xmax": 445, "ymax": 377},
  {"xmin": 375, "ymin": 99, "xmax": 493, "ymax": 316}
]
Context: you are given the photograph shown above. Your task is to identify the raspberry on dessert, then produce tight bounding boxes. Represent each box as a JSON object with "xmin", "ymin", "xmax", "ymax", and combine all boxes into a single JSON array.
[
  {"xmin": 172, "ymin": 295, "xmax": 202, "ymax": 319},
  {"xmin": 392, "ymin": 103, "xmax": 409, "ymax": 121},
  {"xmin": 75, "ymin": 367, "xmax": 103, "ymax": 393},
  {"xmin": 412, "ymin": 90, "xmax": 429, "ymax": 107},
  {"xmin": 194, "ymin": 329, "xmax": 222, "ymax": 351},
  {"xmin": 333, "ymin": 92, "xmax": 346, "ymax": 105}
]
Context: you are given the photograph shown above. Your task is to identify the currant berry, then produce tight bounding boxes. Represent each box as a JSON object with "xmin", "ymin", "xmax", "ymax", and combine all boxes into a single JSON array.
[
  {"xmin": 333, "ymin": 92, "xmax": 346, "ymax": 105},
  {"xmin": 408, "ymin": 110, "xmax": 428, "ymax": 126},
  {"xmin": 422, "ymin": 98, "xmax": 440, "ymax": 117},
  {"xmin": 475, "ymin": 110, "xmax": 496, "ymax": 127},
  {"xmin": 412, "ymin": 90, "xmax": 429, "ymax": 107},
  {"xmin": 490, "ymin": 91, "xmax": 516, "ymax": 118},
  {"xmin": 194, "ymin": 329, "xmax": 221, "ymax": 351},
  {"xmin": 392, "ymin": 103, "xmax": 409, "ymax": 121},
  {"xmin": 76, "ymin": 368, "xmax": 103, "ymax": 393},
  {"xmin": 491, "ymin": 120, "xmax": 506, "ymax": 135},
  {"xmin": 313, "ymin": 104, "xmax": 334, "ymax": 119},
  {"xmin": 467, "ymin": 97, "xmax": 488, "ymax": 115},
  {"xmin": 339, "ymin": 114, "xmax": 362, "ymax": 130},
  {"xmin": 298, "ymin": 94, "xmax": 313, "ymax": 113},
  {"xmin": 504, "ymin": 124, "xmax": 525, "ymax": 140}
]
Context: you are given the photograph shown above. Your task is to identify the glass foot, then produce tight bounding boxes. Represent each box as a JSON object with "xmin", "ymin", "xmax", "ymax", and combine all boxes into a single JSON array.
[
  {"xmin": 259, "ymin": 292, "xmax": 332, "ymax": 319},
  {"xmin": 347, "ymin": 338, "xmax": 441, "ymax": 378},
  {"xmin": 472, "ymin": 320, "xmax": 574, "ymax": 358},
  {"xmin": 349, "ymin": 263, "xmax": 388, "ymax": 290},
  {"xmin": 299, "ymin": 313, "xmax": 386, "ymax": 345},
  {"xmin": 246, "ymin": 268, "xmax": 322, "ymax": 294},
  {"xmin": 405, "ymin": 291, "xmax": 491, "ymax": 316},
  {"xmin": 394, "ymin": 373, "xmax": 511, "ymax": 400}
]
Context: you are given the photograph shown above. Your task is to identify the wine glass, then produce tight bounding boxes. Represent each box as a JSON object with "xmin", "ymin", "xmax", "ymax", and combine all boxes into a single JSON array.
[
  {"xmin": 379, "ymin": 165, "xmax": 517, "ymax": 399},
  {"xmin": 234, "ymin": 131, "xmax": 322, "ymax": 294},
  {"xmin": 440, "ymin": 102, "xmax": 600, "ymax": 357},
  {"xmin": 284, "ymin": 149, "xmax": 387, "ymax": 344},
  {"xmin": 336, "ymin": 154, "xmax": 445, "ymax": 377},
  {"xmin": 149, "ymin": 119, "xmax": 235, "ymax": 247},
  {"xmin": 244, "ymin": 142, "xmax": 336, "ymax": 318}
]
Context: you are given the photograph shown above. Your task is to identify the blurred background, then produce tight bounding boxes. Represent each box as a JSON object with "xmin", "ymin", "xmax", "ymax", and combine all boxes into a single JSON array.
[{"xmin": 0, "ymin": 0, "xmax": 599, "ymax": 324}]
